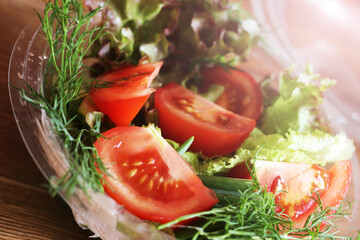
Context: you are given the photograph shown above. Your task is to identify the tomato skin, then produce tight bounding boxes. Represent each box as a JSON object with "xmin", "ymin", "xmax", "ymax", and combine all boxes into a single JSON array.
[
  {"xmin": 155, "ymin": 82, "xmax": 256, "ymax": 157},
  {"xmin": 90, "ymin": 62, "xmax": 162, "ymax": 126},
  {"xmin": 227, "ymin": 162, "xmax": 252, "ymax": 179},
  {"xmin": 201, "ymin": 66, "xmax": 263, "ymax": 120},
  {"xmin": 95, "ymin": 126, "xmax": 218, "ymax": 223},
  {"xmin": 254, "ymin": 160, "xmax": 331, "ymax": 225}
]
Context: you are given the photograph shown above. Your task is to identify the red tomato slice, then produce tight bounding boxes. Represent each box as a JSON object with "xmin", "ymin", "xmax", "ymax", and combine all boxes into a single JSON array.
[
  {"xmin": 201, "ymin": 66, "xmax": 263, "ymax": 120},
  {"xmin": 154, "ymin": 82, "xmax": 256, "ymax": 157},
  {"xmin": 294, "ymin": 160, "xmax": 352, "ymax": 228},
  {"xmin": 90, "ymin": 62, "xmax": 163, "ymax": 126},
  {"xmin": 94, "ymin": 126, "xmax": 218, "ymax": 223},
  {"xmin": 254, "ymin": 160, "xmax": 331, "ymax": 225}
]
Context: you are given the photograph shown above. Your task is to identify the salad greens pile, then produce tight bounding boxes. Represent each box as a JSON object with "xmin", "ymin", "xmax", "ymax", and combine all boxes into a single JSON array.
[
  {"xmin": 19, "ymin": 0, "xmax": 358, "ymax": 239},
  {"xmin": 85, "ymin": 0, "xmax": 259, "ymax": 83}
]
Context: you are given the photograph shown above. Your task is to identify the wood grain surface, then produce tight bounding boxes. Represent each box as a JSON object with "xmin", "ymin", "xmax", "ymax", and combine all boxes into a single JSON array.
[{"xmin": 0, "ymin": 0, "xmax": 94, "ymax": 239}]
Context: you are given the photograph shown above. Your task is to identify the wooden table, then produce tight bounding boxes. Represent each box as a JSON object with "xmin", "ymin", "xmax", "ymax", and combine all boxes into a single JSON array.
[{"xmin": 0, "ymin": 0, "xmax": 93, "ymax": 239}]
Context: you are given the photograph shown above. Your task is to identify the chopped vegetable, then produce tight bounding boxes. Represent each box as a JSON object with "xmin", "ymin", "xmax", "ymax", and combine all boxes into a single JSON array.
[
  {"xmin": 286, "ymin": 160, "xmax": 352, "ymax": 228},
  {"xmin": 155, "ymin": 82, "xmax": 256, "ymax": 156},
  {"xmin": 90, "ymin": 62, "xmax": 162, "ymax": 126},
  {"xmin": 254, "ymin": 160, "xmax": 330, "ymax": 226},
  {"xmin": 94, "ymin": 125, "xmax": 218, "ymax": 223},
  {"xmin": 201, "ymin": 66, "xmax": 263, "ymax": 119}
]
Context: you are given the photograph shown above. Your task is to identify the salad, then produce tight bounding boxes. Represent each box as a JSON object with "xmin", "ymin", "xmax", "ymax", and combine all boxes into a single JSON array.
[{"xmin": 18, "ymin": 0, "xmax": 358, "ymax": 239}]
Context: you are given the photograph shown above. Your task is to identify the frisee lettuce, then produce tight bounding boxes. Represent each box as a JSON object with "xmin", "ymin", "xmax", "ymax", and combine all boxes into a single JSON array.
[
  {"xmin": 199, "ymin": 129, "xmax": 355, "ymax": 175},
  {"xmin": 86, "ymin": 0, "xmax": 179, "ymax": 64},
  {"xmin": 86, "ymin": 0, "xmax": 260, "ymax": 85},
  {"xmin": 259, "ymin": 64, "xmax": 336, "ymax": 135}
]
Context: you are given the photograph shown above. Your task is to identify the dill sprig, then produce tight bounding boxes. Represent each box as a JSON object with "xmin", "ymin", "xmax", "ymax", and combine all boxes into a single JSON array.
[
  {"xmin": 20, "ymin": 0, "xmax": 107, "ymax": 196},
  {"xmin": 158, "ymin": 184, "xmax": 289, "ymax": 239},
  {"xmin": 157, "ymin": 159, "xmax": 354, "ymax": 239},
  {"xmin": 158, "ymin": 176, "xmax": 354, "ymax": 239}
]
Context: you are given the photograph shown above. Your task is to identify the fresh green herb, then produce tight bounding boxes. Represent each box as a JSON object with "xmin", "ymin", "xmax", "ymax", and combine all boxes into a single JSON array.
[
  {"xmin": 20, "ymin": 0, "xmax": 107, "ymax": 196},
  {"xmin": 198, "ymin": 175, "xmax": 257, "ymax": 205},
  {"xmin": 158, "ymin": 175, "xmax": 353, "ymax": 240},
  {"xmin": 177, "ymin": 136, "xmax": 195, "ymax": 156}
]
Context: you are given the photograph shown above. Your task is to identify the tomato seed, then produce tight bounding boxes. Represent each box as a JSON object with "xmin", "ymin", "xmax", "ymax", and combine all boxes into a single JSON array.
[
  {"xmin": 184, "ymin": 106, "xmax": 194, "ymax": 113},
  {"xmin": 147, "ymin": 158, "xmax": 156, "ymax": 165},
  {"xmin": 217, "ymin": 115, "xmax": 229, "ymax": 125},
  {"xmin": 147, "ymin": 180, "xmax": 154, "ymax": 191},
  {"xmin": 132, "ymin": 161, "xmax": 143, "ymax": 166},
  {"xmin": 139, "ymin": 175, "xmax": 147, "ymax": 184},
  {"xmin": 128, "ymin": 169, "xmax": 138, "ymax": 178},
  {"xmin": 178, "ymin": 99, "xmax": 188, "ymax": 105}
]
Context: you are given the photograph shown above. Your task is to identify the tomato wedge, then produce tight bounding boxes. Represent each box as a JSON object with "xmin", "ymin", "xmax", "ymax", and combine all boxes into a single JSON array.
[
  {"xmin": 90, "ymin": 62, "xmax": 162, "ymax": 126},
  {"xmin": 294, "ymin": 160, "xmax": 352, "ymax": 228},
  {"xmin": 201, "ymin": 66, "xmax": 263, "ymax": 120},
  {"xmin": 155, "ymin": 82, "xmax": 256, "ymax": 157},
  {"xmin": 254, "ymin": 160, "xmax": 351, "ymax": 228},
  {"xmin": 94, "ymin": 126, "xmax": 218, "ymax": 223},
  {"xmin": 254, "ymin": 160, "xmax": 330, "ymax": 225}
]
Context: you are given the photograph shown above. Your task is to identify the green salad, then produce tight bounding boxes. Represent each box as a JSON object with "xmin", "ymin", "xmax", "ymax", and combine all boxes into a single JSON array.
[{"xmin": 21, "ymin": 0, "xmax": 357, "ymax": 239}]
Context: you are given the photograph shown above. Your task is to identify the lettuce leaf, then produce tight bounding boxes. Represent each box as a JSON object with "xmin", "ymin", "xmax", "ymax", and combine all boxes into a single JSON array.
[
  {"xmin": 199, "ymin": 129, "xmax": 355, "ymax": 175},
  {"xmin": 259, "ymin": 64, "xmax": 336, "ymax": 135},
  {"xmin": 154, "ymin": 0, "xmax": 261, "ymax": 85},
  {"xmin": 85, "ymin": 0, "xmax": 179, "ymax": 64}
]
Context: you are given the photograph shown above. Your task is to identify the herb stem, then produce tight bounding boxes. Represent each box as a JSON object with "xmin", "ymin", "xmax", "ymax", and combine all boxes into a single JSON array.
[{"xmin": 25, "ymin": 0, "xmax": 107, "ymax": 196}]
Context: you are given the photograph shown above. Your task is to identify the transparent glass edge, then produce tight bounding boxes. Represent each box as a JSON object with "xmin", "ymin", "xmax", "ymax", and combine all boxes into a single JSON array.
[{"xmin": 8, "ymin": 17, "xmax": 174, "ymax": 240}]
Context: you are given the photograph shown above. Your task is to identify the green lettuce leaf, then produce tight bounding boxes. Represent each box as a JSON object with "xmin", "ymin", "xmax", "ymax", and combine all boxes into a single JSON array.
[
  {"xmin": 259, "ymin": 64, "xmax": 336, "ymax": 135},
  {"xmin": 157, "ymin": 0, "xmax": 260, "ymax": 85},
  {"xmin": 199, "ymin": 129, "xmax": 355, "ymax": 175},
  {"xmin": 86, "ymin": 0, "xmax": 179, "ymax": 64},
  {"xmin": 111, "ymin": 0, "xmax": 164, "ymax": 26}
]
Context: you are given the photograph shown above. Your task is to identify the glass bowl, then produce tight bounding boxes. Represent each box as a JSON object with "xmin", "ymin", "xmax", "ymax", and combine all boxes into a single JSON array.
[
  {"xmin": 8, "ymin": 17, "xmax": 174, "ymax": 240},
  {"xmin": 248, "ymin": 0, "xmax": 360, "ymax": 236},
  {"xmin": 8, "ymin": 1, "xmax": 360, "ymax": 239}
]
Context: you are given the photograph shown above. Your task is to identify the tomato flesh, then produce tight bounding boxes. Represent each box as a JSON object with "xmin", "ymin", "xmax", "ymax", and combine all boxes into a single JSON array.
[
  {"xmin": 155, "ymin": 82, "xmax": 256, "ymax": 156},
  {"xmin": 95, "ymin": 126, "xmax": 218, "ymax": 223},
  {"xmin": 90, "ymin": 62, "xmax": 162, "ymax": 126},
  {"xmin": 294, "ymin": 160, "xmax": 352, "ymax": 228},
  {"xmin": 255, "ymin": 160, "xmax": 330, "ymax": 222},
  {"xmin": 117, "ymin": 148, "xmax": 194, "ymax": 201},
  {"xmin": 201, "ymin": 66, "xmax": 263, "ymax": 120}
]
